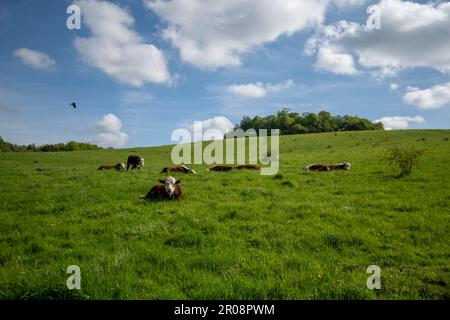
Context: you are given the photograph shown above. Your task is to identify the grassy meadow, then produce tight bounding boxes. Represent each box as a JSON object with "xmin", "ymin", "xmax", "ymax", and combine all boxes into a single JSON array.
[{"xmin": 0, "ymin": 130, "xmax": 449, "ymax": 299}]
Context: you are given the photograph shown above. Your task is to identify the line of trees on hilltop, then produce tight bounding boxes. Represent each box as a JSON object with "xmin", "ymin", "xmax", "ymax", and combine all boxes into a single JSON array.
[
  {"xmin": 232, "ymin": 109, "xmax": 384, "ymax": 135},
  {"xmin": 0, "ymin": 137, "xmax": 103, "ymax": 152}
]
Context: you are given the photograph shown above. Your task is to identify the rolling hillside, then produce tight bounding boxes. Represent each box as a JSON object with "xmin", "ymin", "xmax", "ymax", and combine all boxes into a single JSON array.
[{"xmin": 0, "ymin": 130, "xmax": 449, "ymax": 299}]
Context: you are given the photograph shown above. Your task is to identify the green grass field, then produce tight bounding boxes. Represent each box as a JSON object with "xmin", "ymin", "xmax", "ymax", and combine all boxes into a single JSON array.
[{"xmin": 0, "ymin": 130, "xmax": 449, "ymax": 299}]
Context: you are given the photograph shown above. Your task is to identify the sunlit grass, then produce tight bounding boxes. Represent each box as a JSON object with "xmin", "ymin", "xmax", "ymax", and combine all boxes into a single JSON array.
[{"xmin": 0, "ymin": 130, "xmax": 449, "ymax": 299}]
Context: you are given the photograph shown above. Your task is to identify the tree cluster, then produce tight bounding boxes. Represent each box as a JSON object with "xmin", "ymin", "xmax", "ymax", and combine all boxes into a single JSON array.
[
  {"xmin": 234, "ymin": 109, "xmax": 384, "ymax": 135},
  {"xmin": 0, "ymin": 137, "xmax": 102, "ymax": 152}
]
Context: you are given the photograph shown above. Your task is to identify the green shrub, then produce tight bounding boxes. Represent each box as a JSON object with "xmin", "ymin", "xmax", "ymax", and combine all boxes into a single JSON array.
[{"xmin": 387, "ymin": 146, "xmax": 425, "ymax": 177}]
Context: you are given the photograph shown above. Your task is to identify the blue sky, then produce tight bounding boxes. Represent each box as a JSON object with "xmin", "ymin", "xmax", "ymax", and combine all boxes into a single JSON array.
[{"xmin": 0, "ymin": 0, "xmax": 449, "ymax": 148}]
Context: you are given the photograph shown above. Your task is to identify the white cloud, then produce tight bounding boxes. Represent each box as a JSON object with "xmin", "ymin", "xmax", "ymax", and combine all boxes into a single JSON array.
[
  {"xmin": 13, "ymin": 48, "xmax": 55, "ymax": 70},
  {"xmin": 315, "ymin": 45, "xmax": 358, "ymax": 75},
  {"xmin": 403, "ymin": 82, "xmax": 450, "ymax": 109},
  {"xmin": 229, "ymin": 83, "xmax": 266, "ymax": 98},
  {"xmin": 74, "ymin": 0, "xmax": 170, "ymax": 86},
  {"xmin": 333, "ymin": 0, "xmax": 367, "ymax": 8},
  {"xmin": 91, "ymin": 113, "xmax": 128, "ymax": 147},
  {"xmin": 186, "ymin": 116, "xmax": 235, "ymax": 141},
  {"xmin": 373, "ymin": 115, "xmax": 425, "ymax": 130},
  {"xmin": 268, "ymin": 79, "xmax": 295, "ymax": 93},
  {"xmin": 144, "ymin": 0, "xmax": 328, "ymax": 69},
  {"xmin": 306, "ymin": 0, "xmax": 450, "ymax": 77},
  {"xmin": 390, "ymin": 83, "xmax": 399, "ymax": 91},
  {"xmin": 228, "ymin": 79, "xmax": 293, "ymax": 98}
]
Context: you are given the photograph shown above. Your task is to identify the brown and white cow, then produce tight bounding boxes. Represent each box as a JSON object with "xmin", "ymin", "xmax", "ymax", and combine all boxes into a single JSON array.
[
  {"xmin": 207, "ymin": 165, "xmax": 234, "ymax": 172},
  {"xmin": 235, "ymin": 164, "xmax": 260, "ymax": 170},
  {"xmin": 303, "ymin": 162, "xmax": 351, "ymax": 172},
  {"xmin": 160, "ymin": 165, "xmax": 196, "ymax": 174},
  {"xmin": 98, "ymin": 163, "xmax": 126, "ymax": 171},
  {"xmin": 127, "ymin": 155, "xmax": 145, "ymax": 170},
  {"xmin": 145, "ymin": 176, "xmax": 184, "ymax": 200}
]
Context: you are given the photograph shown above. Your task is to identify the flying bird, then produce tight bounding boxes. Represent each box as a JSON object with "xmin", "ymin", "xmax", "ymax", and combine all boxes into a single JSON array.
[{"xmin": 70, "ymin": 102, "xmax": 77, "ymax": 109}]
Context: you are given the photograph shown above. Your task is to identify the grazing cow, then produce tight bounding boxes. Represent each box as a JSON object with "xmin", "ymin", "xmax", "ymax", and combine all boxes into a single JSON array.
[
  {"xmin": 236, "ymin": 164, "xmax": 260, "ymax": 170},
  {"xmin": 303, "ymin": 162, "xmax": 351, "ymax": 172},
  {"xmin": 98, "ymin": 163, "xmax": 126, "ymax": 171},
  {"xmin": 145, "ymin": 176, "xmax": 184, "ymax": 200},
  {"xmin": 127, "ymin": 155, "xmax": 145, "ymax": 170},
  {"xmin": 207, "ymin": 165, "xmax": 234, "ymax": 172},
  {"xmin": 160, "ymin": 165, "xmax": 196, "ymax": 174}
]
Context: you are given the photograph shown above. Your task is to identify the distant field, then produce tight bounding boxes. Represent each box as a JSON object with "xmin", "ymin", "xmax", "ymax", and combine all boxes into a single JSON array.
[{"xmin": 0, "ymin": 130, "xmax": 449, "ymax": 299}]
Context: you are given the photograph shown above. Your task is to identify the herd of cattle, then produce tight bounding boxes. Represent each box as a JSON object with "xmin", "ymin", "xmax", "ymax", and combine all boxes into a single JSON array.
[{"xmin": 98, "ymin": 155, "xmax": 351, "ymax": 201}]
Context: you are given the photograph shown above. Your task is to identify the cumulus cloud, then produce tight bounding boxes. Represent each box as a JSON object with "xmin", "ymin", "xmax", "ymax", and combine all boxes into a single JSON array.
[
  {"xmin": 306, "ymin": 0, "xmax": 450, "ymax": 77},
  {"xmin": 229, "ymin": 83, "xmax": 266, "ymax": 98},
  {"xmin": 13, "ymin": 48, "xmax": 55, "ymax": 70},
  {"xmin": 91, "ymin": 113, "xmax": 128, "ymax": 147},
  {"xmin": 74, "ymin": 0, "xmax": 170, "ymax": 86},
  {"xmin": 403, "ymin": 82, "xmax": 450, "ymax": 109},
  {"xmin": 390, "ymin": 83, "xmax": 399, "ymax": 91},
  {"xmin": 186, "ymin": 116, "xmax": 234, "ymax": 141},
  {"xmin": 315, "ymin": 45, "xmax": 358, "ymax": 75},
  {"xmin": 144, "ymin": 0, "xmax": 328, "ymax": 69},
  {"xmin": 228, "ymin": 79, "xmax": 293, "ymax": 98},
  {"xmin": 373, "ymin": 115, "xmax": 425, "ymax": 130}
]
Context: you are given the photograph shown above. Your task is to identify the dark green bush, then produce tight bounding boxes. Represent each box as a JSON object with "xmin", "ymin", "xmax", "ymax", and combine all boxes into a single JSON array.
[{"xmin": 387, "ymin": 146, "xmax": 425, "ymax": 177}]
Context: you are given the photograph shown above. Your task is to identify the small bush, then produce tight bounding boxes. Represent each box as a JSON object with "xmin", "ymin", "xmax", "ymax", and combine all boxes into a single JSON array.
[{"xmin": 387, "ymin": 146, "xmax": 425, "ymax": 177}]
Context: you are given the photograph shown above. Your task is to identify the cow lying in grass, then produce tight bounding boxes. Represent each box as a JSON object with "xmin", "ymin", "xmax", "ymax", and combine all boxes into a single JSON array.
[
  {"xmin": 145, "ymin": 176, "xmax": 184, "ymax": 200},
  {"xmin": 208, "ymin": 164, "xmax": 260, "ymax": 172},
  {"xmin": 207, "ymin": 165, "xmax": 234, "ymax": 172},
  {"xmin": 236, "ymin": 164, "xmax": 260, "ymax": 170},
  {"xmin": 303, "ymin": 162, "xmax": 351, "ymax": 172},
  {"xmin": 127, "ymin": 155, "xmax": 144, "ymax": 170},
  {"xmin": 98, "ymin": 163, "xmax": 126, "ymax": 171},
  {"xmin": 160, "ymin": 165, "xmax": 196, "ymax": 174}
]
